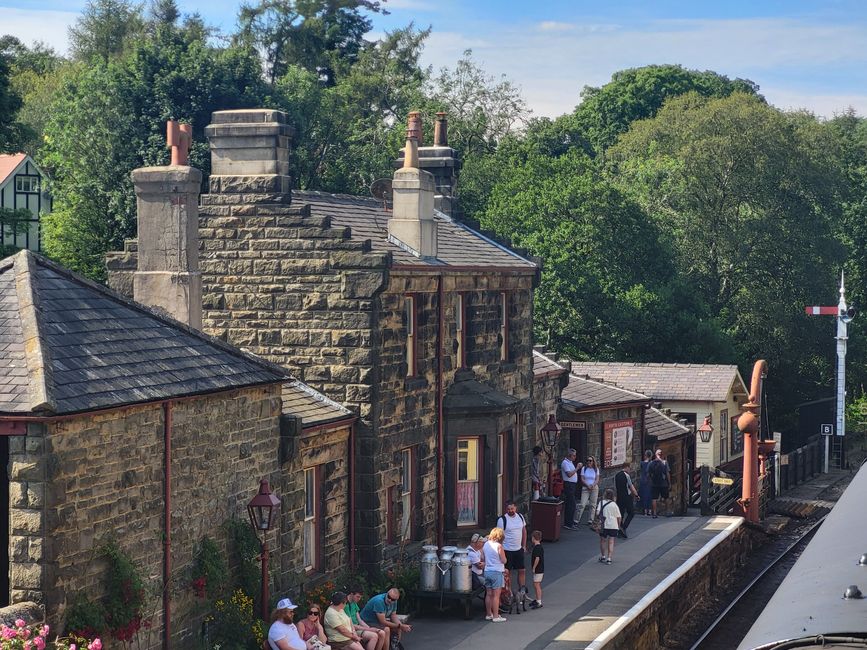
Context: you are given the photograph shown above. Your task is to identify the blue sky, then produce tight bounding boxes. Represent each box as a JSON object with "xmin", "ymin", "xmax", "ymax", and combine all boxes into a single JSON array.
[{"xmin": 3, "ymin": 0, "xmax": 867, "ymax": 119}]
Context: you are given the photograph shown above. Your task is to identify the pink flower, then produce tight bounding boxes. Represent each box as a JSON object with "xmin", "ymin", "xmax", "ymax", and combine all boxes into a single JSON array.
[
  {"xmin": 70, "ymin": 644, "xmax": 77, "ymax": 650},
  {"xmin": 2, "ymin": 627, "xmax": 17, "ymax": 639},
  {"xmin": 15, "ymin": 618, "xmax": 25, "ymax": 628},
  {"xmin": 40, "ymin": 625, "xmax": 49, "ymax": 637},
  {"xmin": 33, "ymin": 637, "xmax": 45, "ymax": 650},
  {"xmin": 88, "ymin": 640, "xmax": 103, "ymax": 650}
]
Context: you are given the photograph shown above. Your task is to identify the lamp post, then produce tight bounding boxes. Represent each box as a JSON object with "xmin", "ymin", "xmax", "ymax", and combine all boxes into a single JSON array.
[
  {"xmin": 247, "ymin": 478, "xmax": 280, "ymax": 621},
  {"xmin": 540, "ymin": 415, "xmax": 562, "ymax": 496},
  {"xmin": 697, "ymin": 416, "xmax": 714, "ymax": 444}
]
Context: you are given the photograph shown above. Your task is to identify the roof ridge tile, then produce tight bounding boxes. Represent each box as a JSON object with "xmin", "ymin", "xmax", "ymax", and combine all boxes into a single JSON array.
[{"xmin": 13, "ymin": 251, "xmax": 55, "ymax": 413}]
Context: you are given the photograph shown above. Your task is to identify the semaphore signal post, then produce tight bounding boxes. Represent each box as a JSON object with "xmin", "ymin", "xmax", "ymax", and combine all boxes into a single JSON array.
[{"xmin": 805, "ymin": 272, "xmax": 856, "ymax": 473}]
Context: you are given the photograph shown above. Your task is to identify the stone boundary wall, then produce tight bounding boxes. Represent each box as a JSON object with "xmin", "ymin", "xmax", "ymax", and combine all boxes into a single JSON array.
[{"xmin": 600, "ymin": 521, "xmax": 763, "ymax": 650}]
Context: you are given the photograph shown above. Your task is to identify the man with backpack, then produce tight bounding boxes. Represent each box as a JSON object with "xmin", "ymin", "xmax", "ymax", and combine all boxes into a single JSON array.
[
  {"xmin": 497, "ymin": 500, "xmax": 527, "ymax": 596},
  {"xmin": 649, "ymin": 449, "xmax": 671, "ymax": 518}
]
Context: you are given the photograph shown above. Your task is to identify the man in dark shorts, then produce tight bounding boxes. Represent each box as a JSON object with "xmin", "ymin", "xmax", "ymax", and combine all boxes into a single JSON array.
[
  {"xmin": 650, "ymin": 449, "xmax": 671, "ymax": 518},
  {"xmin": 614, "ymin": 461, "xmax": 638, "ymax": 538},
  {"xmin": 496, "ymin": 499, "xmax": 527, "ymax": 595}
]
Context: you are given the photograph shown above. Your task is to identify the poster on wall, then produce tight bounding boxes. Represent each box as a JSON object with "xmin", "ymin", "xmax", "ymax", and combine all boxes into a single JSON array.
[
  {"xmin": 603, "ymin": 419, "xmax": 634, "ymax": 468},
  {"xmin": 731, "ymin": 415, "xmax": 744, "ymax": 455}
]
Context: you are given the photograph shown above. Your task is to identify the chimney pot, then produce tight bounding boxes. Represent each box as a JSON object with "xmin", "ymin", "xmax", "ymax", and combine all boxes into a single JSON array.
[{"xmin": 434, "ymin": 112, "xmax": 448, "ymax": 146}]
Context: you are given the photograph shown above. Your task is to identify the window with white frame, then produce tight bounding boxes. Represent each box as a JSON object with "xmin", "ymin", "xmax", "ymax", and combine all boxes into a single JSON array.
[
  {"xmin": 719, "ymin": 410, "xmax": 729, "ymax": 463},
  {"xmin": 499, "ymin": 292, "xmax": 509, "ymax": 361},
  {"xmin": 405, "ymin": 296, "xmax": 416, "ymax": 376},
  {"xmin": 15, "ymin": 176, "xmax": 38, "ymax": 193},
  {"xmin": 303, "ymin": 467, "xmax": 318, "ymax": 571},
  {"xmin": 400, "ymin": 448, "xmax": 413, "ymax": 540},
  {"xmin": 457, "ymin": 438, "xmax": 479, "ymax": 526}
]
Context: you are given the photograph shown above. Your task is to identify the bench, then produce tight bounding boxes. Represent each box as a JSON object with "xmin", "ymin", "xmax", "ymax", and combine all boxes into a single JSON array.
[{"xmin": 412, "ymin": 586, "xmax": 486, "ymax": 620}]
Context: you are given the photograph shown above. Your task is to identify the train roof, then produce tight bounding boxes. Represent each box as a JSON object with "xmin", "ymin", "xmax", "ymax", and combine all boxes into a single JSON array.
[{"xmin": 738, "ymin": 462, "xmax": 867, "ymax": 650}]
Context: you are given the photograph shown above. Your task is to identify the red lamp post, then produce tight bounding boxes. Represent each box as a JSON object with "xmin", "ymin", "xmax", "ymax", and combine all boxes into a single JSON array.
[
  {"xmin": 697, "ymin": 416, "xmax": 714, "ymax": 444},
  {"xmin": 540, "ymin": 415, "xmax": 562, "ymax": 496},
  {"xmin": 247, "ymin": 478, "xmax": 281, "ymax": 621}
]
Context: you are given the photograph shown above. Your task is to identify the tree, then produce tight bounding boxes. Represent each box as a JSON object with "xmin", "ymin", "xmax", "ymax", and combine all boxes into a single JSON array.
[
  {"xmin": 41, "ymin": 10, "xmax": 265, "ymax": 279},
  {"xmin": 236, "ymin": 0, "xmax": 385, "ymax": 85},
  {"xmin": 68, "ymin": 0, "xmax": 145, "ymax": 62},
  {"xmin": 574, "ymin": 64, "xmax": 762, "ymax": 154},
  {"xmin": 608, "ymin": 92, "xmax": 847, "ymax": 418},
  {"xmin": 0, "ymin": 47, "xmax": 25, "ymax": 151}
]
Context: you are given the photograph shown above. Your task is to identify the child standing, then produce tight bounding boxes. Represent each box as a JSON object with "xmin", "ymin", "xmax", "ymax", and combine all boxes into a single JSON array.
[
  {"xmin": 529, "ymin": 530, "xmax": 544, "ymax": 609},
  {"xmin": 596, "ymin": 488, "xmax": 622, "ymax": 565}
]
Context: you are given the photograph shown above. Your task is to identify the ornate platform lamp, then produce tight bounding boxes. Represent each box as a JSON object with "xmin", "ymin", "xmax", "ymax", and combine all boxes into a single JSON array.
[
  {"xmin": 247, "ymin": 478, "xmax": 281, "ymax": 620},
  {"xmin": 540, "ymin": 415, "xmax": 562, "ymax": 496},
  {"xmin": 697, "ymin": 415, "xmax": 714, "ymax": 444}
]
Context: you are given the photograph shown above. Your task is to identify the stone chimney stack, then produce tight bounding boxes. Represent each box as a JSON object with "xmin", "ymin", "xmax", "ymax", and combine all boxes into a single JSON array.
[
  {"xmin": 388, "ymin": 111, "xmax": 438, "ymax": 258},
  {"xmin": 395, "ymin": 111, "xmax": 461, "ymax": 217},
  {"xmin": 132, "ymin": 119, "xmax": 202, "ymax": 328},
  {"xmin": 204, "ymin": 109, "xmax": 294, "ymax": 200}
]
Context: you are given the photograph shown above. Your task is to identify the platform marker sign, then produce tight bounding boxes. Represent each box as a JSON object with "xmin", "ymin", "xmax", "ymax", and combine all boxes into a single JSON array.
[{"xmin": 820, "ymin": 423, "xmax": 834, "ymax": 436}]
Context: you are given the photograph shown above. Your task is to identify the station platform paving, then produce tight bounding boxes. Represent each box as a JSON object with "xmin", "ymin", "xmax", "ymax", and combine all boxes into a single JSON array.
[
  {"xmin": 408, "ymin": 511, "xmax": 742, "ymax": 650},
  {"xmin": 407, "ymin": 469, "xmax": 852, "ymax": 650}
]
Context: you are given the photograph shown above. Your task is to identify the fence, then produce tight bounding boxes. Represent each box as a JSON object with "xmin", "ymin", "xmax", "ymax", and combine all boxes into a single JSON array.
[{"xmin": 777, "ymin": 435, "xmax": 825, "ymax": 491}]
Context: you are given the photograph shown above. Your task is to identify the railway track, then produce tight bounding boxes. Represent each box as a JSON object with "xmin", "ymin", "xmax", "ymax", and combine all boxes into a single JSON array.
[{"xmin": 687, "ymin": 517, "xmax": 825, "ymax": 650}]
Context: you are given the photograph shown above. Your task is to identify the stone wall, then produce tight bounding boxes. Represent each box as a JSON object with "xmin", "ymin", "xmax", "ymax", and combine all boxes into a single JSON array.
[{"xmin": 14, "ymin": 385, "xmax": 286, "ymax": 649}]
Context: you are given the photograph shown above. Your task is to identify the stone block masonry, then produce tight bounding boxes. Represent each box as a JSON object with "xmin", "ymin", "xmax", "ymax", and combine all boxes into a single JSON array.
[{"xmin": 13, "ymin": 386, "xmax": 286, "ymax": 649}]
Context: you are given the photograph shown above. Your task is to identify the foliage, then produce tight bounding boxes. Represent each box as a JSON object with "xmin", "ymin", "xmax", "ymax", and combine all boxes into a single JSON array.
[
  {"xmin": 0, "ymin": 46, "xmax": 25, "ymax": 152},
  {"xmin": 100, "ymin": 541, "xmax": 149, "ymax": 642},
  {"xmin": 191, "ymin": 536, "xmax": 229, "ymax": 600},
  {"xmin": 68, "ymin": 0, "xmax": 145, "ymax": 62},
  {"xmin": 224, "ymin": 518, "xmax": 261, "ymax": 600},
  {"xmin": 573, "ymin": 64, "xmax": 762, "ymax": 155},
  {"xmin": 236, "ymin": 0, "xmax": 385, "ymax": 85},
  {"xmin": 205, "ymin": 589, "xmax": 264, "ymax": 650},
  {"xmin": 0, "ymin": 620, "xmax": 102, "ymax": 650},
  {"xmin": 65, "ymin": 593, "xmax": 106, "ymax": 641},
  {"xmin": 0, "ymin": 208, "xmax": 35, "ymax": 256},
  {"xmin": 301, "ymin": 579, "xmax": 336, "ymax": 617}
]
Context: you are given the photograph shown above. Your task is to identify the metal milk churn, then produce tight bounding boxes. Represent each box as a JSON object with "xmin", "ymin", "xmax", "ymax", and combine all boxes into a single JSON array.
[
  {"xmin": 439, "ymin": 546, "xmax": 458, "ymax": 591},
  {"xmin": 451, "ymin": 547, "xmax": 472, "ymax": 593},
  {"xmin": 420, "ymin": 545, "xmax": 440, "ymax": 592}
]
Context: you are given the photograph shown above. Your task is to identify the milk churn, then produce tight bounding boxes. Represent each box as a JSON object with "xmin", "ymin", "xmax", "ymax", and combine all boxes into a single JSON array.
[
  {"xmin": 451, "ymin": 547, "xmax": 472, "ymax": 593},
  {"xmin": 439, "ymin": 546, "xmax": 458, "ymax": 591},
  {"xmin": 420, "ymin": 545, "xmax": 440, "ymax": 592}
]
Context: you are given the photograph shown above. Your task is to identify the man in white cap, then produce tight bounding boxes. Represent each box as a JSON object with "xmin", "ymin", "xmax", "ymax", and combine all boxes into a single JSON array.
[
  {"xmin": 267, "ymin": 597, "xmax": 306, "ymax": 650},
  {"xmin": 466, "ymin": 533, "xmax": 486, "ymax": 591}
]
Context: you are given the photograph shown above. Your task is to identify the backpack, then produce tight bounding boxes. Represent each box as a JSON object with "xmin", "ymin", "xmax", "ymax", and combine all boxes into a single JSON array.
[
  {"xmin": 497, "ymin": 512, "xmax": 526, "ymax": 531},
  {"xmin": 650, "ymin": 459, "xmax": 667, "ymax": 484},
  {"xmin": 592, "ymin": 500, "xmax": 610, "ymax": 532}
]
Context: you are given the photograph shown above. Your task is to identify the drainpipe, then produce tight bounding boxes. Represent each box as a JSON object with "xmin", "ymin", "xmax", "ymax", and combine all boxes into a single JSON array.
[
  {"xmin": 163, "ymin": 401, "xmax": 173, "ymax": 650},
  {"xmin": 436, "ymin": 275, "xmax": 445, "ymax": 548},
  {"xmin": 349, "ymin": 421, "xmax": 356, "ymax": 568}
]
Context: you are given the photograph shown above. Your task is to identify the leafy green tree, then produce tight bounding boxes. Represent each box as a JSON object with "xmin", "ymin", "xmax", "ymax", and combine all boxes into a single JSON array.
[
  {"xmin": 609, "ymin": 92, "xmax": 847, "ymax": 417},
  {"xmin": 236, "ymin": 0, "xmax": 385, "ymax": 85},
  {"xmin": 68, "ymin": 0, "xmax": 146, "ymax": 62},
  {"xmin": 0, "ymin": 47, "xmax": 25, "ymax": 151},
  {"xmin": 574, "ymin": 64, "xmax": 761, "ymax": 155},
  {"xmin": 41, "ymin": 9, "xmax": 265, "ymax": 279}
]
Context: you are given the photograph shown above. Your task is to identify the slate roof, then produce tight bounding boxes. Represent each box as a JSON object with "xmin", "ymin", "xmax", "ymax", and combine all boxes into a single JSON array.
[
  {"xmin": 0, "ymin": 153, "xmax": 27, "ymax": 186},
  {"xmin": 568, "ymin": 362, "xmax": 747, "ymax": 403},
  {"xmin": 560, "ymin": 373, "xmax": 650, "ymax": 411},
  {"xmin": 532, "ymin": 350, "xmax": 569, "ymax": 379},
  {"xmin": 645, "ymin": 407, "xmax": 691, "ymax": 441},
  {"xmin": 0, "ymin": 250, "xmax": 290, "ymax": 416},
  {"xmin": 294, "ymin": 190, "xmax": 537, "ymax": 270},
  {"xmin": 282, "ymin": 379, "xmax": 354, "ymax": 428}
]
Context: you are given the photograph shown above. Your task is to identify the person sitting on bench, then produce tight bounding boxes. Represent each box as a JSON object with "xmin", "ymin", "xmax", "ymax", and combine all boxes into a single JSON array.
[{"xmin": 466, "ymin": 533, "xmax": 486, "ymax": 591}]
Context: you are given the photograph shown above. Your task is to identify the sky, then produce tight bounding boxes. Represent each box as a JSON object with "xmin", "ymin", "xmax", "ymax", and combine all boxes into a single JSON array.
[{"xmin": 2, "ymin": 0, "xmax": 867, "ymax": 119}]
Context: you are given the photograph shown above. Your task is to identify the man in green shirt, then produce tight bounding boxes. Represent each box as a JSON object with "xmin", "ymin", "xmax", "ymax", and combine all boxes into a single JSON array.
[{"xmin": 346, "ymin": 586, "xmax": 386, "ymax": 650}]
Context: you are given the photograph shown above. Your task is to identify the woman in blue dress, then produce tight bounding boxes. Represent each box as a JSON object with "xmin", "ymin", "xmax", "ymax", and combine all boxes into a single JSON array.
[{"xmin": 639, "ymin": 449, "xmax": 653, "ymax": 515}]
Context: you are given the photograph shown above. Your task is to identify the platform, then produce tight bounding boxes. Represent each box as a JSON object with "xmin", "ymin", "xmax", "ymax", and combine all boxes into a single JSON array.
[
  {"xmin": 408, "ymin": 469, "xmax": 852, "ymax": 650},
  {"xmin": 409, "ymin": 512, "xmax": 742, "ymax": 650}
]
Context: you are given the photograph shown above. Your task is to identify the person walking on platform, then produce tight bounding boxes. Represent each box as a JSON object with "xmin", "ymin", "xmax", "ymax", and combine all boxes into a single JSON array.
[
  {"xmin": 596, "ymin": 488, "xmax": 622, "ymax": 564},
  {"xmin": 639, "ymin": 450, "xmax": 653, "ymax": 515},
  {"xmin": 576, "ymin": 456, "xmax": 600, "ymax": 526},
  {"xmin": 497, "ymin": 499, "xmax": 528, "ymax": 596},
  {"xmin": 615, "ymin": 461, "xmax": 638, "ymax": 538},
  {"xmin": 650, "ymin": 449, "xmax": 672, "ymax": 518},
  {"xmin": 560, "ymin": 449, "xmax": 581, "ymax": 530},
  {"xmin": 482, "ymin": 528, "xmax": 508, "ymax": 622}
]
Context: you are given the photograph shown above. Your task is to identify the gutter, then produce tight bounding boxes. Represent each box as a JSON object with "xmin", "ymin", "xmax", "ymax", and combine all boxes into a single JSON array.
[
  {"xmin": 162, "ymin": 401, "xmax": 173, "ymax": 650},
  {"xmin": 436, "ymin": 274, "xmax": 445, "ymax": 548}
]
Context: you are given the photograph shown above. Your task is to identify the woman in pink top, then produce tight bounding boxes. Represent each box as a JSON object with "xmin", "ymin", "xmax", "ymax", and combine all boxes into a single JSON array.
[{"xmin": 296, "ymin": 606, "xmax": 327, "ymax": 648}]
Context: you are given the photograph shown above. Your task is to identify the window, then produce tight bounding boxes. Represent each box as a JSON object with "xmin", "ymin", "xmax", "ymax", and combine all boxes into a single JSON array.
[
  {"xmin": 457, "ymin": 438, "xmax": 480, "ymax": 526},
  {"xmin": 405, "ymin": 296, "xmax": 417, "ymax": 376},
  {"xmin": 499, "ymin": 292, "xmax": 509, "ymax": 361},
  {"xmin": 496, "ymin": 433, "xmax": 505, "ymax": 511},
  {"xmin": 455, "ymin": 294, "xmax": 466, "ymax": 368},
  {"xmin": 719, "ymin": 410, "xmax": 729, "ymax": 463},
  {"xmin": 303, "ymin": 467, "xmax": 319, "ymax": 571},
  {"xmin": 730, "ymin": 414, "xmax": 743, "ymax": 456},
  {"xmin": 400, "ymin": 448, "xmax": 413, "ymax": 541},
  {"xmin": 14, "ymin": 176, "xmax": 38, "ymax": 194}
]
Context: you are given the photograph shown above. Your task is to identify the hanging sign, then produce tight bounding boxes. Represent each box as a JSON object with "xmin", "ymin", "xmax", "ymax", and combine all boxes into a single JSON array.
[{"xmin": 603, "ymin": 419, "xmax": 634, "ymax": 468}]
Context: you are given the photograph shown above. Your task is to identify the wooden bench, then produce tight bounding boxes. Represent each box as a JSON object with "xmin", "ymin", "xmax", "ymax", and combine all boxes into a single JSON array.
[{"xmin": 412, "ymin": 586, "xmax": 486, "ymax": 620}]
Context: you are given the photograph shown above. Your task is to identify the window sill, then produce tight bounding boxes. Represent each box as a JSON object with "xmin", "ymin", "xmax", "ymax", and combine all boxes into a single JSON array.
[{"xmin": 404, "ymin": 376, "xmax": 429, "ymax": 391}]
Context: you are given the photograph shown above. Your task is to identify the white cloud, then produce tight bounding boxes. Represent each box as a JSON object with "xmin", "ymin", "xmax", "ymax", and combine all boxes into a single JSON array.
[
  {"xmin": 384, "ymin": 0, "xmax": 436, "ymax": 10},
  {"xmin": 0, "ymin": 7, "xmax": 77, "ymax": 54},
  {"xmin": 418, "ymin": 17, "xmax": 867, "ymax": 118},
  {"xmin": 537, "ymin": 21, "xmax": 575, "ymax": 33}
]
